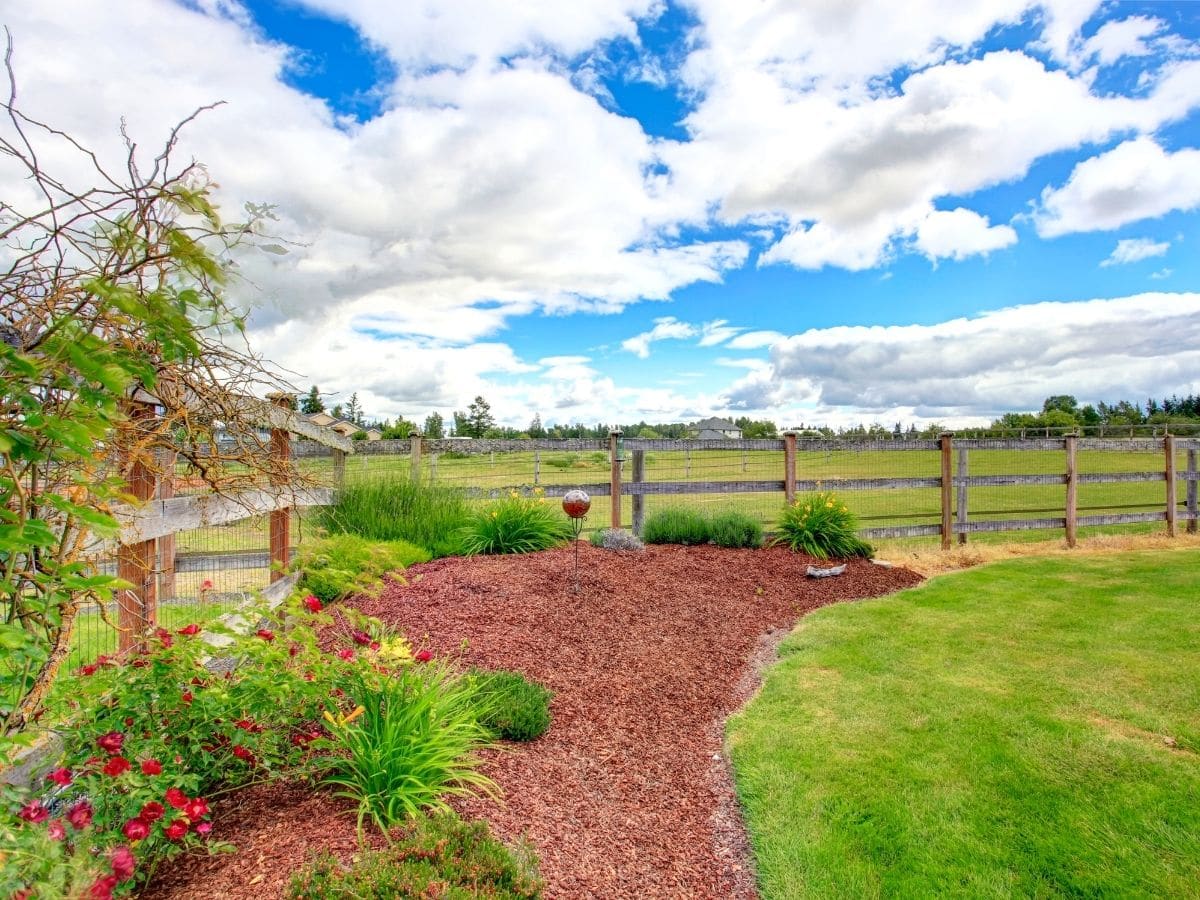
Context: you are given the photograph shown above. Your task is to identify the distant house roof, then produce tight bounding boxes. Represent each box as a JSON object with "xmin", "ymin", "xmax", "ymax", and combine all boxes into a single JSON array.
[
  {"xmin": 306, "ymin": 411, "xmax": 337, "ymax": 426},
  {"xmin": 694, "ymin": 417, "xmax": 738, "ymax": 431}
]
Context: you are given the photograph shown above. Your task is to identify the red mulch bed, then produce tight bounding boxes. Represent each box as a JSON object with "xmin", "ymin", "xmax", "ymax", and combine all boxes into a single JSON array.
[{"xmin": 147, "ymin": 543, "xmax": 920, "ymax": 898}]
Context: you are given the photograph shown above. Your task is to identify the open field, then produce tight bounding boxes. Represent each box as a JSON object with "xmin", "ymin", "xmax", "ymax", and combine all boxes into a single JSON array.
[{"xmin": 727, "ymin": 549, "xmax": 1200, "ymax": 898}]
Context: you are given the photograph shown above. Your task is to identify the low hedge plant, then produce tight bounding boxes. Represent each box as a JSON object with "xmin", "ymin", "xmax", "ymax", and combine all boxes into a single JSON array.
[
  {"xmin": 467, "ymin": 670, "xmax": 552, "ymax": 742},
  {"xmin": 774, "ymin": 492, "xmax": 873, "ymax": 559}
]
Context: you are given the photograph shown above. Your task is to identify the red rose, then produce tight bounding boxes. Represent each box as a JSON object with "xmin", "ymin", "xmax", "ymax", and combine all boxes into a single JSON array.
[
  {"xmin": 370, "ymin": 641, "xmax": 381, "ymax": 651},
  {"xmin": 16, "ymin": 800, "xmax": 47, "ymax": 823},
  {"xmin": 47, "ymin": 819, "xmax": 67, "ymax": 841},
  {"xmin": 337, "ymin": 648, "xmax": 354, "ymax": 661},
  {"xmin": 140, "ymin": 758, "xmax": 163, "ymax": 776},
  {"xmin": 97, "ymin": 731, "xmax": 125, "ymax": 754},
  {"xmin": 123, "ymin": 716, "xmax": 134, "ymax": 727},
  {"xmin": 183, "ymin": 797, "xmax": 209, "ymax": 820},
  {"xmin": 351, "ymin": 630, "xmax": 371, "ymax": 646},
  {"xmin": 195, "ymin": 821, "xmax": 213, "ymax": 835},
  {"xmin": 88, "ymin": 874, "xmax": 119, "ymax": 899},
  {"xmin": 154, "ymin": 628, "xmax": 174, "ymax": 648},
  {"xmin": 122, "ymin": 817, "xmax": 150, "ymax": 841},
  {"xmin": 164, "ymin": 787, "xmax": 189, "ymax": 810},
  {"xmin": 66, "ymin": 800, "xmax": 93, "ymax": 829},
  {"xmin": 140, "ymin": 801, "xmax": 165, "ymax": 822},
  {"xmin": 234, "ymin": 718, "xmax": 255, "ymax": 731},
  {"xmin": 232, "ymin": 745, "xmax": 256, "ymax": 764},
  {"xmin": 288, "ymin": 642, "xmax": 301, "ymax": 657},
  {"xmin": 110, "ymin": 845, "xmax": 136, "ymax": 881},
  {"xmin": 80, "ymin": 664, "xmax": 98, "ymax": 676},
  {"xmin": 177, "ymin": 623, "xmax": 200, "ymax": 636},
  {"xmin": 181, "ymin": 690, "xmax": 194, "ymax": 704},
  {"xmin": 46, "ymin": 767, "xmax": 72, "ymax": 786},
  {"xmin": 200, "ymin": 579, "xmax": 213, "ymax": 590},
  {"xmin": 415, "ymin": 649, "xmax": 433, "ymax": 662},
  {"xmin": 103, "ymin": 756, "xmax": 132, "ymax": 777},
  {"xmin": 164, "ymin": 819, "xmax": 189, "ymax": 840},
  {"xmin": 303, "ymin": 594, "xmax": 322, "ymax": 613},
  {"xmin": 256, "ymin": 629, "xmax": 275, "ymax": 642}
]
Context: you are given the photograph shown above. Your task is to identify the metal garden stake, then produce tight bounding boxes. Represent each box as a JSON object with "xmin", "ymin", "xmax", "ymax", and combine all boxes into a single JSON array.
[{"xmin": 562, "ymin": 489, "xmax": 591, "ymax": 592}]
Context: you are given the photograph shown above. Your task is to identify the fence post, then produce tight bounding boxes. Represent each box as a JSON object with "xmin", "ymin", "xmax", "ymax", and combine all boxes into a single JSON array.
[
  {"xmin": 332, "ymin": 448, "xmax": 346, "ymax": 492},
  {"xmin": 609, "ymin": 430, "xmax": 623, "ymax": 529},
  {"xmin": 783, "ymin": 431, "xmax": 797, "ymax": 505},
  {"xmin": 1064, "ymin": 434, "xmax": 1078, "ymax": 548},
  {"xmin": 1165, "ymin": 435, "xmax": 1177, "ymax": 538},
  {"xmin": 157, "ymin": 449, "xmax": 177, "ymax": 600},
  {"xmin": 267, "ymin": 393, "xmax": 293, "ymax": 584},
  {"xmin": 1188, "ymin": 448, "xmax": 1197, "ymax": 535},
  {"xmin": 117, "ymin": 399, "xmax": 158, "ymax": 654},
  {"xmin": 685, "ymin": 447, "xmax": 691, "ymax": 479},
  {"xmin": 955, "ymin": 446, "xmax": 969, "ymax": 545},
  {"xmin": 534, "ymin": 449, "xmax": 540, "ymax": 485},
  {"xmin": 940, "ymin": 433, "xmax": 953, "ymax": 550},
  {"xmin": 410, "ymin": 430, "xmax": 423, "ymax": 481},
  {"xmin": 632, "ymin": 448, "xmax": 645, "ymax": 536}
]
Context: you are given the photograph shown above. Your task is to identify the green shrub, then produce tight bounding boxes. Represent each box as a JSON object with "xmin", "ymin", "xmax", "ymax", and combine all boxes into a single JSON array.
[
  {"xmin": 467, "ymin": 670, "xmax": 552, "ymax": 741},
  {"xmin": 317, "ymin": 666, "xmax": 497, "ymax": 833},
  {"xmin": 459, "ymin": 491, "xmax": 572, "ymax": 555},
  {"xmin": 641, "ymin": 506, "xmax": 710, "ymax": 545},
  {"xmin": 709, "ymin": 510, "xmax": 764, "ymax": 548},
  {"xmin": 774, "ymin": 492, "xmax": 873, "ymax": 560},
  {"xmin": 543, "ymin": 453, "xmax": 578, "ymax": 469},
  {"xmin": 292, "ymin": 534, "xmax": 428, "ymax": 602},
  {"xmin": 287, "ymin": 812, "xmax": 542, "ymax": 899},
  {"xmin": 316, "ymin": 475, "xmax": 470, "ymax": 557}
]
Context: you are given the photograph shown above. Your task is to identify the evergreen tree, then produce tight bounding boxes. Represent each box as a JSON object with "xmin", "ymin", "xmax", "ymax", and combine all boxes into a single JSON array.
[
  {"xmin": 423, "ymin": 411, "xmax": 444, "ymax": 439},
  {"xmin": 345, "ymin": 392, "xmax": 363, "ymax": 426},
  {"xmin": 300, "ymin": 385, "xmax": 325, "ymax": 415},
  {"xmin": 330, "ymin": 404, "xmax": 344, "ymax": 420},
  {"xmin": 465, "ymin": 396, "xmax": 495, "ymax": 438},
  {"xmin": 527, "ymin": 412, "xmax": 546, "ymax": 438}
]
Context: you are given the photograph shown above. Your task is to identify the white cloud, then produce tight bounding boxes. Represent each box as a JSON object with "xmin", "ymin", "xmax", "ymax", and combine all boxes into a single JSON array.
[
  {"xmin": 1036, "ymin": 138, "xmax": 1200, "ymax": 236},
  {"xmin": 697, "ymin": 319, "xmax": 743, "ymax": 346},
  {"xmin": 727, "ymin": 330, "xmax": 785, "ymax": 350},
  {"xmin": 915, "ymin": 208, "xmax": 1018, "ymax": 261},
  {"xmin": 725, "ymin": 293, "xmax": 1200, "ymax": 417},
  {"xmin": 621, "ymin": 316, "xmax": 698, "ymax": 357},
  {"xmin": 1100, "ymin": 237, "xmax": 1170, "ymax": 267},
  {"xmin": 1083, "ymin": 16, "xmax": 1163, "ymax": 66},
  {"xmin": 1150, "ymin": 268, "xmax": 1173, "ymax": 280}
]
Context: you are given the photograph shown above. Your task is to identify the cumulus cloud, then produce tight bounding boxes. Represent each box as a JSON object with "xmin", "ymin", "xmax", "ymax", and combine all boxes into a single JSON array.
[
  {"xmin": 1083, "ymin": 16, "xmax": 1163, "ymax": 66},
  {"xmin": 1036, "ymin": 138, "xmax": 1200, "ymax": 236},
  {"xmin": 727, "ymin": 294, "xmax": 1200, "ymax": 417},
  {"xmin": 1100, "ymin": 237, "xmax": 1170, "ymax": 267},
  {"xmin": 621, "ymin": 317, "xmax": 698, "ymax": 357},
  {"xmin": 914, "ymin": 208, "xmax": 1018, "ymax": 262}
]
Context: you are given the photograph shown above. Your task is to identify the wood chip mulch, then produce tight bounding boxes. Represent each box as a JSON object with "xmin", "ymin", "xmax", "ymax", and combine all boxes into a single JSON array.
[{"xmin": 147, "ymin": 543, "xmax": 920, "ymax": 899}]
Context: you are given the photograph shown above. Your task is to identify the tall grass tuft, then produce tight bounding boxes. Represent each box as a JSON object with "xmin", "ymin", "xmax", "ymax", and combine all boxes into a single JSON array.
[
  {"xmin": 459, "ymin": 490, "xmax": 571, "ymax": 555},
  {"xmin": 641, "ymin": 506, "xmax": 711, "ymax": 545},
  {"xmin": 709, "ymin": 510, "xmax": 764, "ymax": 548},
  {"xmin": 293, "ymin": 533, "xmax": 429, "ymax": 603},
  {"xmin": 317, "ymin": 475, "xmax": 471, "ymax": 558},
  {"xmin": 317, "ymin": 666, "xmax": 497, "ymax": 834},
  {"xmin": 774, "ymin": 492, "xmax": 873, "ymax": 559}
]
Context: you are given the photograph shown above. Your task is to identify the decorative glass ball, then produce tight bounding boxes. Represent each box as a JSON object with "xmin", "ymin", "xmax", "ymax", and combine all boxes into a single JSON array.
[{"xmin": 562, "ymin": 489, "xmax": 591, "ymax": 518}]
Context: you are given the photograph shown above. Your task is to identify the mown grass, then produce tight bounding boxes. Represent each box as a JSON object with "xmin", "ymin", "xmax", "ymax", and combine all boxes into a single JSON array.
[{"xmin": 727, "ymin": 550, "xmax": 1200, "ymax": 898}]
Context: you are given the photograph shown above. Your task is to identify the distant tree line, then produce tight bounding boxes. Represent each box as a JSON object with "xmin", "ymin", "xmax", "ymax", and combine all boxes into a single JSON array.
[{"xmin": 987, "ymin": 394, "xmax": 1200, "ymax": 432}]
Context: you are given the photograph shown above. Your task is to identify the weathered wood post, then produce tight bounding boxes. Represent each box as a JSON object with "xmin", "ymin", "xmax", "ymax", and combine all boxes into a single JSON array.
[
  {"xmin": 410, "ymin": 430, "xmax": 423, "ymax": 481},
  {"xmin": 157, "ymin": 449, "xmax": 177, "ymax": 600},
  {"xmin": 685, "ymin": 447, "xmax": 691, "ymax": 479},
  {"xmin": 1188, "ymin": 447, "xmax": 1197, "ymax": 534},
  {"xmin": 534, "ymin": 449, "xmax": 540, "ymax": 485},
  {"xmin": 609, "ymin": 430, "xmax": 623, "ymax": 529},
  {"xmin": 1165, "ymin": 435, "xmax": 1177, "ymax": 538},
  {"xmin": 939, "ymin": 432, "xmax": 953, "ymax": 550},
  {"xmin": 331, "ymin": 447, "xmax": 347, "ymax": 492},
  {"xmin": 117, "ymin": 399, "xmax": 159, "ymax": 653},
  {"xmin": 783, "ymin": 431, "xmax": 798, "ymax": 505},
  {"xmin": 631, "ymin": 447, "xmax": 646, "ymax": 536},
  {"xmin": 1065, "ymin": 434, "xmax": 1078, "ymax": 548},
  {"xmin": 267, "ymin": 392, "xmax": 293, "ymax": 584},
  {"xmin": 955, "ymin": 446, "xmax": 969, "ymax": 545}
]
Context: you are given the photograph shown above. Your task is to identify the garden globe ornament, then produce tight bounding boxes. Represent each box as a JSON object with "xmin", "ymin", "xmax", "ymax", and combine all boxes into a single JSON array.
[{"xmin": 562, "ymin": 490, "xmax": 591, "ymax": 592}]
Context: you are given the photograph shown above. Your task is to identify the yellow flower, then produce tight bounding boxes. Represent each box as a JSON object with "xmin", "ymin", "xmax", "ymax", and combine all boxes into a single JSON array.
[
  {"xmin": 509, "ymin": 490, "xmax": 519, "ymax": 499},
  {"xmin": 825, "ymin": 501, "xmax": 834, "ymax": 508},
  {"xmin": 323, "ymin": 705, "xmax": 367, "ymax": 729},
  {"xmin": 491, "ymin": 510, "xmax": 498, "ymax": 518}
]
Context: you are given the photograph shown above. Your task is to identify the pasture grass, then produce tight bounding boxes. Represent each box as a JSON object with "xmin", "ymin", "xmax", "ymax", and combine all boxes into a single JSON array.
[{"xmin": 728, "ymin": 549, "xmax": 1200, "ymax": 899}]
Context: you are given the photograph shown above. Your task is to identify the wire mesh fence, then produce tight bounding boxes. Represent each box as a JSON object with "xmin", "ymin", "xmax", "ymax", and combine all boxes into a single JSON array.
[{"xmin": 73, "ymin": 434, "xmax": 1196, "ymax": 668}]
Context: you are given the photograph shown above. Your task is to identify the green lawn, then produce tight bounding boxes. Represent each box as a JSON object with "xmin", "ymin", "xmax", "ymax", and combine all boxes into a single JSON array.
[{"xmin": 727, "ymin": 550, "xmax": 1200, "ymax": 898}]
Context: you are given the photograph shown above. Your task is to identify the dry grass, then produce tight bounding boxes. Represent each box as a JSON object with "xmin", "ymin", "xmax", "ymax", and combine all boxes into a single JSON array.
[{"xmin": 876, "ymin": 529, "xmax": 1200, "ymax": 577}]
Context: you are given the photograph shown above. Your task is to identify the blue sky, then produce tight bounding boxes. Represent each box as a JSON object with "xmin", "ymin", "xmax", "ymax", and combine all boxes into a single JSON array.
[{"xmin": 5, "ymin": 1, "xmax": 1200, "ymax": 428}]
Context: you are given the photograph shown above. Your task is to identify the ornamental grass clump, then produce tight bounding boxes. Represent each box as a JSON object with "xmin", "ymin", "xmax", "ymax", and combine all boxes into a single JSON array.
[
  {"xmin": 775, "ymin": 492, "xmax": 873, "ymax": 560},
  {"xmin": 459, "ymin": 489, "xmax": 572, "ymax": 555},
  {"xmin": 708, "ymin": 510, "xmax": 764, "ymax": 549},
  {"xmin": 467, "ymin": 670, "xmax": 553, "ymax": 742},
  {"xmin": 317, "ymin": 666, "xmax": 497, "ymax": 833},
  {"xmin": 287, "ymin": 812, "xmax": 542, "ymax": 899},
  {"xmin": 293, "ymin": 533, "xmax": 429, "ymax": 603},
  {"xmin": 317, "ymin": 475, "xmax": 471, "ymax": 558},
  {"xmin": 641, "ymin": 506, "xmax": 710, "ymax": 546}
]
